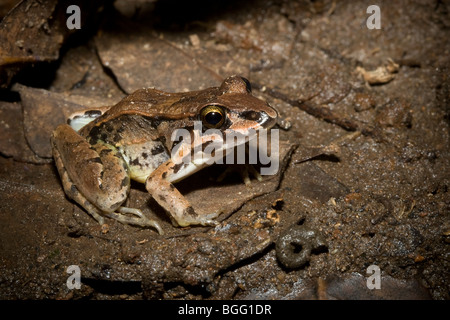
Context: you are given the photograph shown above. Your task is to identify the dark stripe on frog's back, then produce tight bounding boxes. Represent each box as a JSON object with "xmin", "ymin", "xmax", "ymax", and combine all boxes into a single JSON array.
[{"xmin": 86, "ymin": 114, "xmax": 160, "ymax": 146}]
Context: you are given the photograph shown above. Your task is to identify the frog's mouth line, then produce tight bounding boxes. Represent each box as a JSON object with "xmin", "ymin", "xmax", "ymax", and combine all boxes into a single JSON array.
[
  {"xmin": 228, "ymin": 109, "xmax": 277, "ymax": 131},
  {"xmin": 170, "ymin": 124, "xmax": 279, "ymax": 177}
]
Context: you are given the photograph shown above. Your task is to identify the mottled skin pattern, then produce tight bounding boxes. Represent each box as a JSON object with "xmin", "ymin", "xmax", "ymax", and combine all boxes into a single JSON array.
[{"xmin": 51, "ymin": 76, "xmax": 278, "ymax": 234}]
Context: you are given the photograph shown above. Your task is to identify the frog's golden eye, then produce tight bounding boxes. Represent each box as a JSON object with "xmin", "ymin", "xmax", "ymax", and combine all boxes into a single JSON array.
[{"xmin": 200, "ymin": 105, "xmax": 226, "ymax": 129}]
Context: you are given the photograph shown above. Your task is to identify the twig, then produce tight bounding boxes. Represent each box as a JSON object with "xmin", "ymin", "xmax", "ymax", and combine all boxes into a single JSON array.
[{"xmin": 253, "ymin": 82, "xmax": 374, "ymax": 136}]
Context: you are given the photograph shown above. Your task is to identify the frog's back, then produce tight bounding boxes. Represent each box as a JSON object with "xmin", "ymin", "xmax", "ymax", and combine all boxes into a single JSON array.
[{"xmin": 104, "ymin": 86, "xmax": 220, "ymax": 121}]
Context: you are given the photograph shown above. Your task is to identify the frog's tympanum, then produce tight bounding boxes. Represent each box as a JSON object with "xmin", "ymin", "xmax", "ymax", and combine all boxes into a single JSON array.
[{"xmin": 51, "ymin": 76, "xmax": 277, "ymax": 234}]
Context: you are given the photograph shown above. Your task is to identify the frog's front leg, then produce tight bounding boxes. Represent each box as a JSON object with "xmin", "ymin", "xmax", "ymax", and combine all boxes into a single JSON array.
[
  {"xmin": 51, "ymin": 124, "xmax": 163, "ymax": 234},
  {"xmin": 145, "ymin": 159, "xmax": 219, "ymax": 227}
]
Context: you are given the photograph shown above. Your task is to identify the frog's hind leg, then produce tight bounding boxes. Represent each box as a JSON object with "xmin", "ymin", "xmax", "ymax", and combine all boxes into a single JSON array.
[
  {"xmin": 53, "ymin": 145, "xmax": 106, "ymax": 225},
  {"xmin": 106, "ymin": 207, "xmax": 163, "ymax": 234},
  {"xmin": 54, "ymin": 163, "xmax": 163, "ymax": 233},
  {"xmin": 51, "ymin": 124, "xmax": 163, "ymax": 234}
]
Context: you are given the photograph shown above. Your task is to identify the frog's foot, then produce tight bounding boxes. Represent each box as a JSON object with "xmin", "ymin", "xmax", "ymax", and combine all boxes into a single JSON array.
[
  {"xmin": 105, "ymin": 207, "xmax": 164, "ymax": 234},
  {"xmin": 78, "ymin": 199, "xmax": 106, "ymax": 225},
  {"xmin": 217, "ymin": 164, "xmax": 263, "ymax": 186},
  {"xmin": 196, "ymin": 212, "xmax": 221, "ymax": 227},
  {"xmin": 172, "ymin": 210, "xmax": 221, "ymax": 228}
]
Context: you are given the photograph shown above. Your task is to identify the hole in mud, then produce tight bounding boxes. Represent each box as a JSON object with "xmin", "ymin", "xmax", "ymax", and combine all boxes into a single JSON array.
[
  {"xmin": 271, "ymin": 198, "xmax": 284, "ymax": 211},
  {"xmin": 291, "ymin": 242, "xmax": 303, "ymax": 254},
  {"xmin": 311, "ymin": 245, "xmax": 329, "ymax": 255},
  {"xmin": 362, "ymin": 232, "xmax": 376, "ymax": 238}
]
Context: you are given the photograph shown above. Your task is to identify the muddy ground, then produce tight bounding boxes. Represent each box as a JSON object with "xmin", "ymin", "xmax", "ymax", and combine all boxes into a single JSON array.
[{"xmin": 0, "ymin": 0, "xmax": 448, "ymax": 300}]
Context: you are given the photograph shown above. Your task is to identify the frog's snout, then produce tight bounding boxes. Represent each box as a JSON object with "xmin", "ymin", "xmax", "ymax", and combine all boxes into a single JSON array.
[{"xmin": 259, "ymin": 109, "xmax": 278, "ymax": 129}]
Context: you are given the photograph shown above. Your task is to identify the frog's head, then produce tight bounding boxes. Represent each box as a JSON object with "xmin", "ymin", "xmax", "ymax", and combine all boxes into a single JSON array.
[
  {"xmin": 169, "ymin": 76, "xmax": 278, "ymax": 168},
  {"xmin": 168, "ymin": 76, "xmax": 279, "ymax": 172},
  {"xmin": 197, "ymin": 75, "xmax": 278, "ymax": 135}
]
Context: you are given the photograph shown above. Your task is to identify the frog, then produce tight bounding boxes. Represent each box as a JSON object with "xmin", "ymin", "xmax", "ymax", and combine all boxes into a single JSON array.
[{"xmin": 51, "ymin": 75, "xmax": 278, "ymax": 234}]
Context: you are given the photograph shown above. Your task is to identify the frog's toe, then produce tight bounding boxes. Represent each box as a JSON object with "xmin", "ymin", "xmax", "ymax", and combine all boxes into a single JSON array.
[
  {"xmin": 198, "ymin": 212, "xmax": 221, "ymax": 226},
  {"xmin": 217, "ymin": 164, "xmax": 262, "ymax": 186},
  {"xmin": 177, "ymin": 212, "xmax": 220, "ymax": 227},
  {"xmin": 244, "ymin": 164, "xmax": 263, "ymax": 184},
  {"xmin": 201, "ymin": 218, "xmax": 220, "ymax": 227},
  {"xmin": 106, "ymin": 207, "xmax": 163, "ymax": 234},
  {"xmin": 78, "ymin": 200, "xmax": 106, "ymax": 225}
]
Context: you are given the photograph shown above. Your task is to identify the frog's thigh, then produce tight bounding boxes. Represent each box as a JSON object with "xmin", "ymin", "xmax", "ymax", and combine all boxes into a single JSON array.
[
  {"xmin": 51, "ymin": 124, "xmax": 130, "ymax": 213},
  {"xmin": 52, "ymin": 134, "xmax": 106, "ymax": 224},
  {"xmin": 145, "ymin": 159, "xmax": 219, "ymax": 227}
]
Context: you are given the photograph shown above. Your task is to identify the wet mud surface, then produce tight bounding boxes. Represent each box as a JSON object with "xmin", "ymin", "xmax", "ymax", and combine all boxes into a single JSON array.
[{"xmin": 0, "ymin": 0, "xmax": 448, "ymax": 299}]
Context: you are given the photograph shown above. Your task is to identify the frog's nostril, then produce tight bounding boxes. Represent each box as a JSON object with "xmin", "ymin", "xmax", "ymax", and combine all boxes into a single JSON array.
[{"xmin": 260, "ymin": 112, "xmax": 278, "ymax": 129}]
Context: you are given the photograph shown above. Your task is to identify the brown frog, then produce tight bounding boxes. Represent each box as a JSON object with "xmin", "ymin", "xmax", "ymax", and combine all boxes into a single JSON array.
[{"xmin": 51, "ymin": 76, "xmax": 278, "ymax": 234}]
